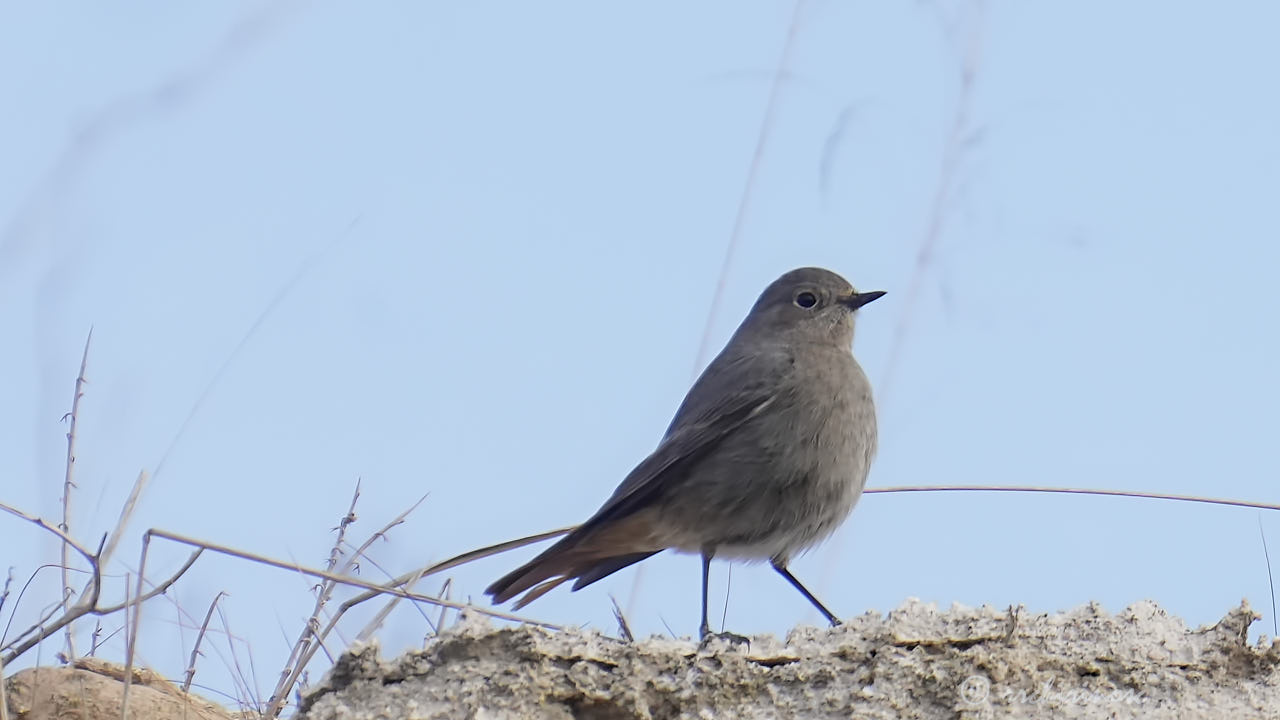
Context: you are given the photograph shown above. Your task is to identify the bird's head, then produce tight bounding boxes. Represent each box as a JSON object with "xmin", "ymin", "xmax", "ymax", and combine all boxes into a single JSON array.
[{"xmin": 739, "ymin": 267, "xmax": 884, "ymax": 348}]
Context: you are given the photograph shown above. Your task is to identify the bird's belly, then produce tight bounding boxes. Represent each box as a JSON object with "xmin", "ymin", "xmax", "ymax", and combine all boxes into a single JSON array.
[
  {"xmin": 706, "ymin": 462, "xmax": 864, "ymax": 562},
  {"xmin": 657, "ymin": 391, "xmax": 874, "ymax": 562}
]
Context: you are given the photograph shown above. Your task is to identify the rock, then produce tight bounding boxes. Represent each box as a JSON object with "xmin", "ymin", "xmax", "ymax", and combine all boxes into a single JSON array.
[
  {"xmin": 4, "ymin": 657, "xmax": 235, "ymax": 720},
  {"xmin": 297, "ymin": 601, "xmax": 1280, "ymax": 720}
]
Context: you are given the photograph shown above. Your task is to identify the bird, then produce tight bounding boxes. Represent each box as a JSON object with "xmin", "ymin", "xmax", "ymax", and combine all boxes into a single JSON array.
[{"xmin": 485, "ymin": 267, "xmax": 883, "ymax": 638}]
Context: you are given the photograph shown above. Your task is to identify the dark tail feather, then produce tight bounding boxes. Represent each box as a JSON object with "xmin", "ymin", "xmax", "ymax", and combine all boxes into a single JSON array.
[
  {"xmin": 485, "ymin": 543, "xmax": 567, "ymax": 605},
  {"xmin": 486, "ymin": 521, "xmax": 660, "ymax": 607},
  {"xmin": 486, "ymin": 530, "xmax": 595, "ymax": 605},
  {"xmin": 571, "ymin": 551, "xmax": 659, "ymax": 591}
]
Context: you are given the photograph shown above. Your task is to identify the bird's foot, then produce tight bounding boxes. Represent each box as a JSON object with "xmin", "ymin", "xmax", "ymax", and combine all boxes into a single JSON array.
[{"xmin": 698, "ymin": 629, "xmax": 751, "ymax": 650}]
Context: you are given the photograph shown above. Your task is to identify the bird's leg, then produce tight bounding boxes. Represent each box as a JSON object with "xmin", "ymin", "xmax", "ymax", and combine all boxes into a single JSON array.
[
  {"xmin": 698, "ymin": 549, "xmax": 751, "ymax": 648},
  {"xmin": 771, "ymin": 560, "xmax": 842, "ymax": 627},
  {"xmin": 699, "ymin": 550, "xmax": 713, "ymax": 639}
]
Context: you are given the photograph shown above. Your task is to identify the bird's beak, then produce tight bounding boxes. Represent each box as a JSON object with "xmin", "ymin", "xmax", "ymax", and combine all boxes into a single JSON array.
[{"xmin": 841, "ymin": 290, "xmax": 886, "ymax": 310}]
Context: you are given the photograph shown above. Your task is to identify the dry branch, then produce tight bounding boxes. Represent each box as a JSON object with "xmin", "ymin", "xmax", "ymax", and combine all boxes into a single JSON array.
[
  {"xmin": 96, "ymin": 551, "xmax": 202, "ymax": 615},
  {"xmin": 0, "ymin": 650, "xmax": 8, "ymax": 720},
  {"xmin": 0, "ymin": 502, "xmax": 98, "ymax": 568},
  {"xmin": 58, "ymin": 329, "xmax": 92, "ymax": 661},
  {"xmin": 265, "ymin": 482, "xmax": 364, "ymax": 718}
]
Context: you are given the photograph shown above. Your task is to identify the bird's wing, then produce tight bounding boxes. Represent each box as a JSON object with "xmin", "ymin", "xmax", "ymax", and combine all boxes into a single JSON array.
[
  {"xmin": 484, "ymin": 348, "xmax": 793, "ymax": 606},
  {"xmin": 577, "ymin": 347, "xmax": 791, "ymax": 534}
]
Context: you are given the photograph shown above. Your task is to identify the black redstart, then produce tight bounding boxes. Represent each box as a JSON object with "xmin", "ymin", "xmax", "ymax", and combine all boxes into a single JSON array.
[{"xmin": 486, "ymin": 267, "xmax": 883, "ymax": 638}]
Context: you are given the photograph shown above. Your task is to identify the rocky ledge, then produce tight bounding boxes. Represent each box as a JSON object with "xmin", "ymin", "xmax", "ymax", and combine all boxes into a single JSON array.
[{"xmin": 298, "ymin": 600, "xmax": 1280, "ymax": 720}]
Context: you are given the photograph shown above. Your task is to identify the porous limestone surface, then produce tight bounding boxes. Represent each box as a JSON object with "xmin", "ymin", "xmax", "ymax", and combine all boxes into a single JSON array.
[{"xmin": 298, "ymin": 600, "xmax": 1280, "ymax": 720}]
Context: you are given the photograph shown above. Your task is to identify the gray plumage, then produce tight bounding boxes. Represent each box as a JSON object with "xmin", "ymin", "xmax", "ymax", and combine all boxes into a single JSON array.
[{"xmin": 486, "ymin": 267, "xmax": 883, "ymax": 635}]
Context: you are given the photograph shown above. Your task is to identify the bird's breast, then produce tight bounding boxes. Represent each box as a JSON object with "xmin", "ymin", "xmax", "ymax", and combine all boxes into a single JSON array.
[
  {"xmin": 784, "ymin": 347, "xmax": 876, "ymax": 501},
  {"xmin": 651, "ymin": 344, "xmax": 878, "ymax": 561},
  {"xmin": 710, "ymin": 347, "xmax": 877, "ymax": 560}
]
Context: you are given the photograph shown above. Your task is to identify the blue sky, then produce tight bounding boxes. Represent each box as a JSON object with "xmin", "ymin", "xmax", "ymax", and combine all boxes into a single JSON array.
[{"xmin": 2, "ymin": 0, "xmax": 1278, "ymax": 709}]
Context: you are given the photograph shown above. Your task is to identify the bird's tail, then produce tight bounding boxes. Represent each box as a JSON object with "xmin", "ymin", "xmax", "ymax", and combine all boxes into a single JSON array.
[{"xmin": 486, "ymin": 515, "xmax": 661, "ymax": 609}]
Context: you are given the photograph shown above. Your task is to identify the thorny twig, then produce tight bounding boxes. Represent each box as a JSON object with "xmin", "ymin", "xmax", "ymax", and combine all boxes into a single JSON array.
[
  {"xmin": 0, "ymin": 568, "xmax": 13, "ymax": 618},
  {"xmin": 266, "ymin": 491, "xmax": 426, "ymax": 718},
  {"xmin": 58, "ymin": 329, "xmax": 92, "ymax": 661},
  {"xmin": 265, "ymin": 482, "xmax": 364, "ymax": 718},
  {"xmin": 89, "ymin": 620, "xmax": 102, "ymax": 656},
  {"xmin": 346, "ymin": 494, "xmax": 428, "ymax": 573},
  {"xmin": 89, "ymin": 622, "xmax": 123, "ymax": 656}
]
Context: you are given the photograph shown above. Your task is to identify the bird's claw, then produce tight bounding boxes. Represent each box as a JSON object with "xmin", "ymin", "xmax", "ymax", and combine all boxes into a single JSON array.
[{"xmin": 698, "ymin": 629, "xmax": 751, "ymax": 650}]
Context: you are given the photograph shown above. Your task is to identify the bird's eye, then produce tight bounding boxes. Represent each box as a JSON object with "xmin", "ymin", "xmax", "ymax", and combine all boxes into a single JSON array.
[{"xmin": 794, "ymin": 291, "xmax": 818, "ymax": 309}]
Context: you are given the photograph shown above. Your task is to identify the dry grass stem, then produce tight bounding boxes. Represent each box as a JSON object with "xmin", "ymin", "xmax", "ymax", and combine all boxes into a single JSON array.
[
  {"xmin": 3, "ymin": 573, "xmax": 68, "ymax": 652},
  {"xmin": 433, "ymin": 578, "xmax": 453, "ymax": 638},
  {"xmin": 720, "ymin": 565, "xmax": 732, "ymax": 635},
  {"xmin": 410, "ymin": 526, "xmax": 578, "ymax": 582},
  {"xmin": 153, "ymin": 587, "xmax": 253, "ymax": 701},
  {"xmin": 122, "ymin": 535, "xmax": 204, "ymax": 716},
  {"xmin": 217, "ymin": 601, "xmax": 260, "ymax": 713},
  {"xmin": 865, "ymin": 485, "xmax": 1280, "ymax": 513},
  {"xmin": 690, "ymin": 0, "xmax": 806, "ymax": 371},
  {"xmin": 1259, "ymin": 518, "xmax": 1277, "ymax": 636},
  {"xmin": 0, "ymin": 568, "xmax": 13, "ymax": 693},
  {"xmin": 610, "ymin": 595, "xmax": 634, "ymax": 643},
  {"xmin": 878, "ymin": 0, "xmax": 986, "ymax": 401},
  {"xmin": 0, "ymin": 651, "xmax": 8, "ymax": 720},
  {"xmin": 58, "ymin": 329, "xmax": 92, "ymax": 662},
  {"xmin": 0, "ymin": 543, "xmax": 104, "ymax": 664},
  {"xmin": 353, "ymin": 568, "xmax": 419, "ymax": 644},
  {"xmin": 101, "ymin": 470, "xmax": 151, "ymax": 570},
  {"xmin": 320, "ymin": 518, "xmax": 558, "ymax": 628},
  {"xmin": 142, "ymin": 529, "xmax": 561, "ymax": 627},
  {"xmin": 120, "ymin": 572, "xmax": 136, "ymax": 719}
]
